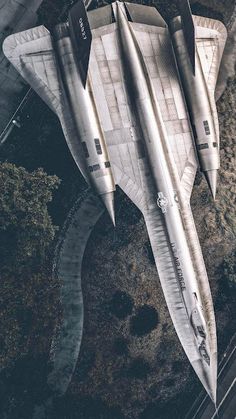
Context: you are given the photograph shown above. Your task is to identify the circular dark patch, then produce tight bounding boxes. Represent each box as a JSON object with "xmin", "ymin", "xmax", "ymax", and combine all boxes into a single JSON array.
[
  {"xmin": 128, "ymin": 357, "xmax": 150, "ymax": 379},
  {"xmin": 130, "ymin": 305, "xmax": 159, "ymax": 336},
  {"xmin": 113, "ymin": 337, "xmax": 129, "ymax": 356},
  {"xmin": 110, "ymin": 290, "xmax": 134, "ymax": 320}
]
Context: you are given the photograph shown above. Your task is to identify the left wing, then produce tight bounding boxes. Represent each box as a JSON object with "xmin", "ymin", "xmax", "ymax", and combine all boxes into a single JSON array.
[
  {"xmin": 3, "ymin": 26, "xmax": 62, "ymax": 114},
  {"xmin": 0, "ymin": 0, "xmax": 43, "ymax": 135},
  {"xmin": 3, "ymin": 26, "xmax": 90, "ymax": 183}
]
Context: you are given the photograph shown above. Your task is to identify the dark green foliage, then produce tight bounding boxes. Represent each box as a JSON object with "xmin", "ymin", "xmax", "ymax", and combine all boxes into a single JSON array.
[
  {"xmin": 140, "ymin": 404, "xmax": 164, "ymax": 419},
  {"xmin": 113, "ymin": 337, "xmax": 130, "ymax": 356},
  {"xmin": 140, "ymin": 401, "xmax": 162, "ymax": 419},
  {"xmin": 110, "ymin": 189, "xmax": 143, "ymax": 250},
  {"xmin": 116, "ymin": 188, "xmax": 142, "ymax": 226},
  {"xmin": 164, "ymin": 378, "xmax": 175, "ymax": 387},
  {"xmin": 128, "ymin": 357, "xmax": 150, "ymax": 379},
  {"xmin": 16, "ymin": 307, "xmax": 33, "ymax": 336},
  {"xmin": 0, "ymin": 163, "xmax": 60, "ymax": 273},
  {"xmin": 0, "ymin": 355, "xmax": 52, "ymax": 418},
  {"xmin": 0, "ymin": 97, "xmax": 85, "ymax": 226},
  {"xmin": 171, "ymin": 360, "xmax": 183, "ymax": 374},
  {"xmin": 110, "ymin": 290, "xmax": 134, "ymax": 319},
  {"xmin": 140, "ymin": 398, "xmax": 184, "ymax": 419},
  {"xmin": 130, "ymin": 305, "xmax": 159, "ymax": 336},
  {"xmin": 76, "ymin": 350, "xmax": 96, "ymax": 382},
  {"xmin": 191, "ymin": 2, "xmax": 223, "ymax": 21},
  {"xmin": 53, "ymin": 395, "xmax": 125, "ymax": 419},
  {"xmin": 221, "ymin": 251, "xmax": 236, "ymax": 289}
]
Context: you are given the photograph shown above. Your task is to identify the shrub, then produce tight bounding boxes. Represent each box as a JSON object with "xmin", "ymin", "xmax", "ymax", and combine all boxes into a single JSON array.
[
  {"xmin": 130, "ymin": 305, "xmax": 159, "ymax": 336},
  {"xmin": 0, "ymin": 163, "xmax": 60, "ymax": 274},
  {"xmin": 110, "ymin": 290, "xmax": 134, "ymax": 319}
]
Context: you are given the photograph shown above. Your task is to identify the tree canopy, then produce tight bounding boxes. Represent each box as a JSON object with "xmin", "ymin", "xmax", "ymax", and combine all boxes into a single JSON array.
[{"xmin": 0, "ymin": 163, "xmax": 60, "ymax": 274}]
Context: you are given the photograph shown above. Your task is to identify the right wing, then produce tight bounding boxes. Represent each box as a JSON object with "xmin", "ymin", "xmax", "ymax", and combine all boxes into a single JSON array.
[
  {"xmin": 194, "ymin": 15, "xmax": 227, "ymax": 141},
  {"xmin": 195, "ymin": 16, "xmax": 227, "ymax": 93}
]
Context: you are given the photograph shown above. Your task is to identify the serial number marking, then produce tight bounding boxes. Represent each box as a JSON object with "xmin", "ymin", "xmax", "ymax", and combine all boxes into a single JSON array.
[
  {"xmin": 171, "ymin": 242, "xmax": 186, "ymax": 291},
  {"xmin": 79, "ymin": 17, "xmax": 87, "ymax": 40}
]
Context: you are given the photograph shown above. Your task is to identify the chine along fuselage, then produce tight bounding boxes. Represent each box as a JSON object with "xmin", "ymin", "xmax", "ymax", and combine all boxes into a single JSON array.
[{"xmin": 3, "ymin": 0, "xmax": 227, "ymax": 403}]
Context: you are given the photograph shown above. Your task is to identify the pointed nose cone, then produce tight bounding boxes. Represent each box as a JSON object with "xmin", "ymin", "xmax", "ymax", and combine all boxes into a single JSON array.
[
  {"xmin": 101, "ymin": 192, "xmax": 116, "ymax": 226},
  {"xmin": 192, "ymin": 353, "xmax": 217, "ymax": 404},
  {"xmin": 204, "ymin": 170, "xmax": 217, "ymax": 200}
]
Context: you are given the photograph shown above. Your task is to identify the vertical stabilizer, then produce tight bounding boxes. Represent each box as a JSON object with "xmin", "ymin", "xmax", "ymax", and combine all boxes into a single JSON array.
[
  {"xmin": 177, "ymin": 0, "xmax": 195, "ymax": 74},
  {"xmin": 68, "ymin": 0, "xmax": 92, "ymax": 87}
]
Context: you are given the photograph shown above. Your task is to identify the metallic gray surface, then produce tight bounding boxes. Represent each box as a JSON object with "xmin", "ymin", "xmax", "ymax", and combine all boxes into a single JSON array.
[
  {"xmin": 170, "ymin": 15, "xmax": 227, "ymax": 198},
  {"xmin": 116, "ymin": 2, "xmax": 217, "ymax": 401},
  {"xmin": 53, "ymin": 25, "xmax": 116, "ymax": 220},
  {"xmin": 0, "ymin": 0, "xmax": 43, "ymax": 134},
  {"xmin": 2, "ymin": 1, "xmax": 228, "ymax": 402}
]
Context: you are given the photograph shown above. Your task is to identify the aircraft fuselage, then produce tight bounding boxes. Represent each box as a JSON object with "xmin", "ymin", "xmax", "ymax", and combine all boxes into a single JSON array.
[{"xmin": 116, "ymin": 2, "xmax": 216, "ymax": 401}]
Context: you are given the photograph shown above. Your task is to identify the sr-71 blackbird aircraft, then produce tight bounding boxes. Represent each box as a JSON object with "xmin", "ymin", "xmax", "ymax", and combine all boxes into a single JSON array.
[{"xmin": 3, "ymin": 0, "xmax": 227, "ymax": 403}]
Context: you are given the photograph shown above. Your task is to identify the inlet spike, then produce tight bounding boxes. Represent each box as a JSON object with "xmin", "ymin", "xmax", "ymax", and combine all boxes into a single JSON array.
[
  {"xmin": 204, "ymin": 170, "xmax": 217, "ymax": 200},
  {"xmin": 101, "ymin": 192, "xmax": 116, "ymax": 226}
]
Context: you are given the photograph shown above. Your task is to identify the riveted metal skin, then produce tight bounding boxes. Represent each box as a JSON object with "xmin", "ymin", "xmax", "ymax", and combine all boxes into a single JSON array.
[{"xmin": 53, "ymin": 24, "xmax": 116, "ymax": 221}]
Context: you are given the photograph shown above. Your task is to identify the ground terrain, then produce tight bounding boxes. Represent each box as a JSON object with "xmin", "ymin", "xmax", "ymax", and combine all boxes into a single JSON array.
[{"xmin": 0, "ymin": 1, "xmax": 236, "ymax": 418}]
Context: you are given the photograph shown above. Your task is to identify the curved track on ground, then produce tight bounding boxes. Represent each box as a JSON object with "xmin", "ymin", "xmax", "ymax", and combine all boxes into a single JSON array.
[{"xmin": 47, "ymin": 190, "xmax": 104, "ymax": 396}]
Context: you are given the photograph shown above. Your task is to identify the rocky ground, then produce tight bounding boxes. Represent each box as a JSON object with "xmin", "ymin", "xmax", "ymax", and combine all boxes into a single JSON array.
[{"xmin": 0, "ymin": 0, "xmax": 236, "ymax": 418}]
